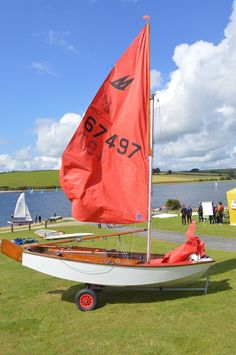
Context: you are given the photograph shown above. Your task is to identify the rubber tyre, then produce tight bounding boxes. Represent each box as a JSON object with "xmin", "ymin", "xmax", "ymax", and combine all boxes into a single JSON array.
[{"xmin": 75, "ymin": 289, "xmax": 97, "ymax": 311}]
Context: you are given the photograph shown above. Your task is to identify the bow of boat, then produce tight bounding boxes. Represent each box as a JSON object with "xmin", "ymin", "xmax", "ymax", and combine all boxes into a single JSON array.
[{"xmin": 1, "ymin": 239, "xmax": 24, "ymax": 262}]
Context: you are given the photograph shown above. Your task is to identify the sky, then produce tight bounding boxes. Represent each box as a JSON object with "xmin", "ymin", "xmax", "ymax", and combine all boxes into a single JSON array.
[{"xmin": 0, "ymin": 0, "xmax": 235, "ymax": 172}]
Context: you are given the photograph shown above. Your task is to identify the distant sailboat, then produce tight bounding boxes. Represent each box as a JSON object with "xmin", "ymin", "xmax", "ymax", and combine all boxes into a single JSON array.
[{"xmin": 8, "ymin": 193, "xmax": 33, "ymax": 225}]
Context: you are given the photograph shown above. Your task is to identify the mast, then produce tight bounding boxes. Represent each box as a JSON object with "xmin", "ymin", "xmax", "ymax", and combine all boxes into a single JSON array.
[
  {"xmin": 147, "ymin": 94, "xmax": 155, "ymax": 262},
  {"xmin": 143, "ymin": 16, "xmax": 153, "ymax": 262}
]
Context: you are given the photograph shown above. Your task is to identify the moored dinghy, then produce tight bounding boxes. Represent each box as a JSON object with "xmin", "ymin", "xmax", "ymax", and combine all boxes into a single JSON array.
[{"xmin": 1, "ymin": 18, "xmax": 214, "ymax": 311}]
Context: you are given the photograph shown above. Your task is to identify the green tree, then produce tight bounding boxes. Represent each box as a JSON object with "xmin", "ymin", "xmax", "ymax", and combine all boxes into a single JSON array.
[
  {"xmin": 153, "ymin": 167, "xmax": 160, "ymax": 174},
  {"xmin": 165, "ymin": 199, "xmax": 181, "ymax": 211}
]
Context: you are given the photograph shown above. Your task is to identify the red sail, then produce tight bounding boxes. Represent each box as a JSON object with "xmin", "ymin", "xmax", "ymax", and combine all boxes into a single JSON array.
[{"xmin": 60, "ymin": 25, "xmax": 150, "ymax": 224}]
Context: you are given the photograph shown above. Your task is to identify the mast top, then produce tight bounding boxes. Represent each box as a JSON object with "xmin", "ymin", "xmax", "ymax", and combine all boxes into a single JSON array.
[{"xmin": 143, "ymin": 15, "xmax": 150, "ymax": 24}]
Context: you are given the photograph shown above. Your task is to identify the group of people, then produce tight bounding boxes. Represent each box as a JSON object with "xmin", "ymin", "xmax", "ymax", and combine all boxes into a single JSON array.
[
  {"xmin": 34, "ymin": 215, "xmax": 42, "ymax": 223},
  {"xmin": 181, "ymin": 201, "xmax": 225, "ymax": 225},
  {"xmin": 198, "ymin": 201, "xmax": 225, "ymax": 224},
  {"xmin": 180, "ymin": 204, "xmax": 193, "ymax": 225}
]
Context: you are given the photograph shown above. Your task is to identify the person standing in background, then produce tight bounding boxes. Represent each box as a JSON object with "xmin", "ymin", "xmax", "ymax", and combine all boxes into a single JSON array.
[
  {"xmin": 217, "ymin": 202, "xmax": 224, "ymax": 224},
  {"xmin": 181, "ymin": 205, "xmax": 188, "ymax": 225},
  {"xmin": 198, "ymin": 203, "xmax": 203, "ymax": 222},
  {"xmin": 187, "ymin": 205, "xmax": 192, "ymax": 223}
]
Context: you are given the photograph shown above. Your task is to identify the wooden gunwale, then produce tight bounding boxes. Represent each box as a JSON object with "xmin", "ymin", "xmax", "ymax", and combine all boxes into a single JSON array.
[{"xmin": 23, "ymin": 245, "xmax": 214, "ymax": 268}]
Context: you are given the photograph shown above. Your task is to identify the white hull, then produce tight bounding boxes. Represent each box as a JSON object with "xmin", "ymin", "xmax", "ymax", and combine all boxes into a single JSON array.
[
  {"xmin": 7, "ymin": 220, "xmax": 32, "ymax": 225},
  {"xmin": 44, "ymin": 232, "xmax": 94, "ymax": 240},
  {"xmin": 35, "ymin": 229, "xmax": 94, "ymax": 240},
  {"xmin": 22, "ymin": 252, "xmax": 212, "ymax": 287}
]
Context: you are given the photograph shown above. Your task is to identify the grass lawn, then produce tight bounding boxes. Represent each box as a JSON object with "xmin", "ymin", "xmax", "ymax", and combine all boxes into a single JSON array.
[
  {"xmin": 0, "ymin": 170, "xmax": 60, "ymax": 190},
  {"xmin": 152, "ymin": 173, "xmax": 229, "ymax": 184},
  {"xmin": 151, "ymin": 215, "xmax": 236, "ymax": 238},
  {"xmin": 0, "ymin": 223, "xmax": 236, "ymax": 354}
]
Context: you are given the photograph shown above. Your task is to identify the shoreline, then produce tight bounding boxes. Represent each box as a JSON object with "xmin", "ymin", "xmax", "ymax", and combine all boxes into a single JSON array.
[
  {"xmin": 0, "ymin": 188, "xmax": 61, "ymax": 194},
  {"xmin": 0, "ymin": 179, "xmax": 235, "ymax": 193}
]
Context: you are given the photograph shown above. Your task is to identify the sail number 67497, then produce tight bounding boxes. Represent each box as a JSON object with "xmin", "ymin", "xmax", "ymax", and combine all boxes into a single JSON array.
[{"xmin": 84, "ymin": 116, "xmax": 141, "ymax": 158}]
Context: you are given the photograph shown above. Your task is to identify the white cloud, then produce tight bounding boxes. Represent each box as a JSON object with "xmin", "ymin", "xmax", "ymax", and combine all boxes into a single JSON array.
[
  {"xmin": 26, "ymin": 156, "xmax": 61, "ymax": 170},
  {"xmin": 0, "ymin": 146, "xmax": 33, "ymax": 171},
  {"xmin": 154, "ymin": 1, "xmax": 236, "ymax": 170},
  {"xmin": 150, "ymin": 69, "xmax": 162, "ymax": 91},
  {"xmin": 0, "ymin": 154, "xmax": 16, "ymax": 171},
  {"xmin": 216, "ymin": 105, "xmax": 235, "ymax": 116},
  {"xmin": 36, "ymin": 113, "xmax": 82, "ymax": 157},
  {"xmin": 0, "ymin": 154, "xmax": 61, "ymax": 172},
  {"xmin": 47, "ymin": 30, "xmax": 78, "ymax": 53},
  {"xmin": 14, "ymin": 146, "xmax": 32, "ymax": 160},
  {"xmin": 0, "ymin": 113, "xmax": 81, "ymax": 172},
  {"xmin": 30, "ymin": 61, "xmax": 55, "ymax": 76}
]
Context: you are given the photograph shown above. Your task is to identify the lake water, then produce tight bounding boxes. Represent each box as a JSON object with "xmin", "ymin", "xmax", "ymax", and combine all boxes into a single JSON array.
[{"xmin": 0, "ymin": 180, "xmax": 235, "ymax": 227}]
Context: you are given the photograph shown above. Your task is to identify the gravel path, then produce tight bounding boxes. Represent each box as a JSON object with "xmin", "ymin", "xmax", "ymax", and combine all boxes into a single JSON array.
[
  {"xmin": 149, "ymin": 229, "xmax": 236, "ymax": 252},
  {"xmin": 94, "ymin": 224, "xmax": 236, "ymax": 252}
]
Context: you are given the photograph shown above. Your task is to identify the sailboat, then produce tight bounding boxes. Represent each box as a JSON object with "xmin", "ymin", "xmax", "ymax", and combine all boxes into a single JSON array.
[
  {"xmin": 1, "ymin": 19, "xmax": 214, "ymax": 311},
  {"xmin": 8, "ymin": 192, "xmax": 33, "ymax": 225}
]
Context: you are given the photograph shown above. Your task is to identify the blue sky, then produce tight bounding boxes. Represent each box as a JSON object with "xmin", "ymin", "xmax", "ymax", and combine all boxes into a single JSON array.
[{"xmin": 0, "ymin": 0, "xmax": 235, "ymax": 171}]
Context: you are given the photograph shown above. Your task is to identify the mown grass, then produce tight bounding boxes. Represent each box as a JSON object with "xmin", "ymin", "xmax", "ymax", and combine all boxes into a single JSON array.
[
  {"xmin": 0, "ymin": 223, "xmax": 236, "ymax": 354},
  {"xmin": 152, "ymin": 172, "xmax": 229, "ymax": 184},
  {"xmin": 151, "ymin": 215, "xmax": 236, "ymax": 238},
  {"xmin": 0, "ymin": 170, "xmax": 232, "ymax": 191},
  {"xmin": 0, "ymin": 170, "xmax": 60, "ymax": 190}
]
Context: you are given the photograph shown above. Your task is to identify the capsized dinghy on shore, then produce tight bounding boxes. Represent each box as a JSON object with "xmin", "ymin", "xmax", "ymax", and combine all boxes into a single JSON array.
[{"xmin": 1, "ymin": 18, "xmax": 214, "ymax": 311}]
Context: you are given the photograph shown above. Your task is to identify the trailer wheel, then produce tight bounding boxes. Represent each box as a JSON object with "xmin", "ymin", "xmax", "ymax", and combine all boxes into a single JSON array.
[{"xmin": 75, "ymin": 289, "xmax": 97, "ymax": 311}]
